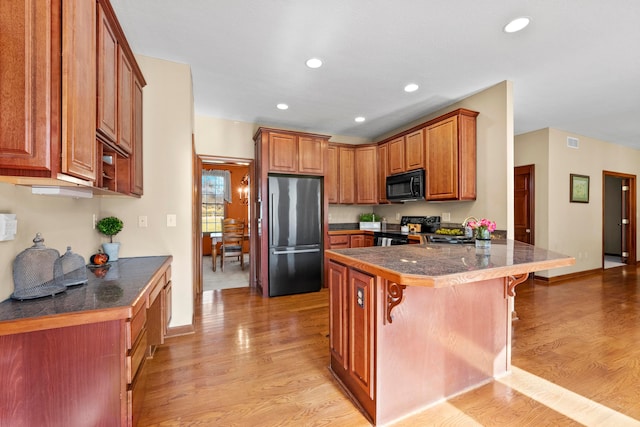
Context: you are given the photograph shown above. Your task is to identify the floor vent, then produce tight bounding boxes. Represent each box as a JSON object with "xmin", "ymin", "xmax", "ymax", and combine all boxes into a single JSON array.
[{"xmin": 567, "ymin": 136, "xmax": 579, "ymax": 149}]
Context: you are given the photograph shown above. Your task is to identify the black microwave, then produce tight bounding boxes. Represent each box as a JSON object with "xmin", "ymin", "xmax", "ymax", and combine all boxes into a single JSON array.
[{"xmin": 386, "ymin": 169, "xmax": 425, "ymax": 202}]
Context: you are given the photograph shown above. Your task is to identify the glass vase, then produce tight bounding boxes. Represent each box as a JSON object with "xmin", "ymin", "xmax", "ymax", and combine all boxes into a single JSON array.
[{"xmin": 475, "ymin": 228, "xmax": 491, "ymax": 249}]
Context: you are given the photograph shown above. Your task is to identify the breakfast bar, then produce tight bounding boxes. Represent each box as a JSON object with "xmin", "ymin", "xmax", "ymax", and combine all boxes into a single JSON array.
[{"xmin": 325, "ymin": 240, "xmax": 574, "ymax": 425}]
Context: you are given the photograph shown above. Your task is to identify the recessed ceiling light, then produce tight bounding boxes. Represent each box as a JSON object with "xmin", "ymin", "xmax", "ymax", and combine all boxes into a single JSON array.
[
  {"xmin": 276, "ymin": 103, "xmax": 289, "ymax": 110},
  {"xmin": 306, "ymin": 58, "xmax": 323, "ymax": 69},
  {"xmin": 404, "ymin": 83, "xmax": 419, "ymax": 93},
  {"xmin": 504, "ymin": 17, "xmax": 531, "ymax": 33},
  {"xmin": 355, "ymin": 117, "xmax": 365, "ymax": 123}
]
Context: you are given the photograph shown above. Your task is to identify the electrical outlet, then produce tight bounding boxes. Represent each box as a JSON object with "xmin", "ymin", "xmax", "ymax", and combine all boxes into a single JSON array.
[
  {"xmin": 138, "ymin": 216, "xmax": 148, "ymax": 228},
  {"xmin": 442, "ymin": 212, "xmax": 451, "ymax": 222},
  {"xmin": 92, "ymin": 214, "xmax": 97, "ymax": 229},
  {"xmin": 166, "ymin": 214, "xmax": 177, "ymax": 227},
  {"xmin": 396, "ymin": 212, "xmax": 400, "ymax": 220}
]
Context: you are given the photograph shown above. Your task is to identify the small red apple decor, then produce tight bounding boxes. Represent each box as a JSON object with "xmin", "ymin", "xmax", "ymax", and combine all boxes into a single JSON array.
[{"xmin": 90, "ymin": 252, "xmax": 109, "ymax": 265}]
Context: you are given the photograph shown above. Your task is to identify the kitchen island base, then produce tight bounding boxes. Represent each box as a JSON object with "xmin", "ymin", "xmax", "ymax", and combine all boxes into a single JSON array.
[{"xmin": 329, "ymin": 259, "xmax": 515, "ymax": 425}]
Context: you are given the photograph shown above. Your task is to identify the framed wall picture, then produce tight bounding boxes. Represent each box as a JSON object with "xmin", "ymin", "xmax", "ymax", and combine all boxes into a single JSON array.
[{"xmin": 570, "ymin": 174, "xmax": 590, "ymax": 203}]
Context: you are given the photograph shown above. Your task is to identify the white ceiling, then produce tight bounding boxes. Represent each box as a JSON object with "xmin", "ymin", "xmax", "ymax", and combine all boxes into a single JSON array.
[{"xmin": 110, "ymin": 0, "xmax": 640, "ymax": 148}]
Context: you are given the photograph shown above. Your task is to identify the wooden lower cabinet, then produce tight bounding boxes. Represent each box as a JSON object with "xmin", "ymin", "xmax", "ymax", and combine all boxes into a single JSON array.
[
  {"xmin": 0, "ymin": 258, "xmax": 172, "ymax": 427},
  {"xmin": 350, "ymin": 235, "xmax": 365, "ymax": 248},
  {"xmin": 328, "ymin": 232, "xmax": 374, "ymax": 249},
  {"xmin": 328, "ymin": 261, "xmax": 376, "ymax": 420},
  {"xmin": 329, "ymin": 234, "xmax": 350, "ymax": 249}
]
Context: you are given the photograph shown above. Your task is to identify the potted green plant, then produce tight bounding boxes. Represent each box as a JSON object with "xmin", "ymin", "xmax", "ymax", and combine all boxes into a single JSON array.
[
  {"xmin": 96, "ymin": 216, "xmax": 124, "ymax": 261},
  {"xmin": 359, "ymin": 212, "xmax": 381, "ymax": 231}
]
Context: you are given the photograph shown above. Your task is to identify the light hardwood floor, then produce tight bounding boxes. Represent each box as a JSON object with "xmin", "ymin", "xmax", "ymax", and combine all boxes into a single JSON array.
[{"xmin": 139, "ymin": 266, "xmax": 640, "ymax": 426}]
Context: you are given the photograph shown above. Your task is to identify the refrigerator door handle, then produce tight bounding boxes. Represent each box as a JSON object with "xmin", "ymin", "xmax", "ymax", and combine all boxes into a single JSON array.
[
  {"xmin": 272, "ymin": 248, "xmax": 321, "ymax": 255},
  {"xmin": 269, "ymin": 192, "xmax": 274, "ymax": 247}
]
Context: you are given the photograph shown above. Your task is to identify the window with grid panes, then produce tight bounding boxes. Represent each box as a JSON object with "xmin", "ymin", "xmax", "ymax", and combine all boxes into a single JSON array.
[{"xmin": 202, "ymin": 173, "xmax": 225, "ymax": 233}]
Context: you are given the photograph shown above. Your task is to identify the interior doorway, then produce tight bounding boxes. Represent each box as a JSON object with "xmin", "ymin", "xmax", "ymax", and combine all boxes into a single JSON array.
[
  {"xmin": 602, "ymin": 171, "xmax": 636, "ymax": 268},
  {"xmin": 193, "ymin": 153, "xmax": 254, "ymax": 297}
]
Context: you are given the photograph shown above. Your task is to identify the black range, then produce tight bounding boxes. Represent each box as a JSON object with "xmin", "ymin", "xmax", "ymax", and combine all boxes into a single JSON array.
[{"xmin": 374, "ymin": 216, "xmax": 440, "ymax": 246}]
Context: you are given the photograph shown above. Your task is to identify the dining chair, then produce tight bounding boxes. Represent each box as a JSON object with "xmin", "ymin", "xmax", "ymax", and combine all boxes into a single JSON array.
[{"xmin": 220, "ymin": 219, "xmax": 245, "ymax": 271}]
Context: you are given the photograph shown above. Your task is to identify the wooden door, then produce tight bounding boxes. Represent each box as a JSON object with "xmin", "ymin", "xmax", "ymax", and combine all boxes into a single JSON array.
[
  {"xmin": 425, "ymin": 116, "xmax": 457, "ymax": 200},
  {"xmin": 348, "ymin": 268, "xmax": 375, "ymax": 399},
  {"xmin": 131, "ymin": 77, "xmax": 144, "ymax": 195},
  {"xmin": 97, "ymin": 3, "xmax": 118, "ymax": 143},
  {"xmin": 355, "ymin": 145, "xmax": 377, "ymax": 204},
  {"xmin": 268, "ymin": 132, "xmax": 297, "ymax": 172},
  {"xmin": 117, "ymin": 47, "xmax": 133, "ymax": 154},
  {"xmin": 61, "ymin": 0, "xmax": 97, "ymax": 181},
  {"xmin": 514, "ymin": 165, "xmax": 534, "ymax": 244},
  {"xmin": 621, "ymin": 178, "xmax": 630, "ymax": 262},
  {"xmin": 377, "ymin": 143, "xmax": 389, "ymax": 203},
  {"xmin": 387, "ymin": 136, "xmax": 405, "ymax": 175},
  {"xmin": 338, "ymin": 146, "xmax": 355, "ymax": 204},
  {"xmin": 328, "ymin": 261, "xmax": 348, "ymax": 370},
  {"xmin": 603, "ymin": 171, "xmax": 636, "ymax": 266},
  {"xmin": 350, "ymin": 235, "xmax": 365, "ymax": 248},
  {"xmin": 298, "ymin": 136, "xmax": 325, "ymax": 175},
  {"xmin": 326, "ymin": 145, "xmax": 339, "ymax": 203},
  {"xmin": 405, "ymin": 129, "xmax": 424, "ymax": 171},
  {"xmin": 0, "ymin": 0, "xmax": 61, "ymax": 174}
]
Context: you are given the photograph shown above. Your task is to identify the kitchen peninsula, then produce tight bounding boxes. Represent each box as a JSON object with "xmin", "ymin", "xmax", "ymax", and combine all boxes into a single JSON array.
[{"xmin": 326, "ymin": 241, "xmax": 574, "ymax": 425}]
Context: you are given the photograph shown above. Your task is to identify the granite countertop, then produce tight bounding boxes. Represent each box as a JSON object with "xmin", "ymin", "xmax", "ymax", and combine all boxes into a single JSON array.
[
  {"xmin": 0, "ymin": 256, "xmax": 172, "ymax": 335},
  {"xmin": 325, "ymin": 240, "xmax": 574, "ymax": 287}
]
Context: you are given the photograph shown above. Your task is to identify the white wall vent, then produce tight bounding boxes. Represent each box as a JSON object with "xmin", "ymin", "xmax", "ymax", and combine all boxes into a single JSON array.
[{"xmin": 567, "ymin": 137, "xmax": 579, "ymax": 149}]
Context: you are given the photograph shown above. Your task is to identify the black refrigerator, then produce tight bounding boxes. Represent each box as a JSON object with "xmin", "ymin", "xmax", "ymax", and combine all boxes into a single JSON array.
[{"xmin": 268, "ymin": 175, "xmax": 322, "ymax": 297}]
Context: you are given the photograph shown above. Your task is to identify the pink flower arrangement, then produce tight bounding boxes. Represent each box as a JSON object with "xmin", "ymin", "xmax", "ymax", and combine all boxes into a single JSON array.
[{"xmin": 467, "ymin": 218, "xmax": 496, "ymax": 233}]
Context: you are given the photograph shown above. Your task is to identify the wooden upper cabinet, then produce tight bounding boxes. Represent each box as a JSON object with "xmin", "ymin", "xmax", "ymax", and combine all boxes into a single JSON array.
[
  {"xmin": 61, "ymin": 0, "xmax": 97, "ymax": 182},
  {"xmin": 379, "ymin": 108, "xmax": 478, "ymax": 202},
  {"xmin": 387, "ymin": 130, "xmax": 424, "ymax": 176},
  {"xmin": 265, "ymin": 130, "xmax": 329, "ymax": 175},
  {"xmin": 268, "ymin": 132, "xmax": 298, "ymax": 173},
  {"xmin": 338, "ymin": 146, "xmax": 355, "ymax": 204},
  {"xmin": 97, "ymin": 3, "xmax": 118, "ymax": 143},
  {"xmin": 387, "ymin": 137, "xmax": 405, "ymax": 175},
  {"xmin": 131, "ymin": 77, "xmax": 144, "ymax": 196},
  {"xmin": 405, "ymin": 129, "xmax": 424, "ymax": 171},
  {"xmin": 0, "ymin": 0, "xmax": 145, "ymax": 193},
  {"xmin": 0, "ymin": 0, "xmax": 61, "ymax": 175},
  {"xmin": 377, "ymin": 143, "xmax": 389, "ymax": 203},
  {"xmin": 355, "ymin": 145, "xmax": 377, "ymax": 204},
  {"xmin": 326, "ymin": 144, "xmax": 339, "ymax": 203},
  {"xmin": 425, "ymin": 117, "xmax": 458, "ymax": 200},
  {"xmin": 117, "ymin": 48, "xmax": 133, "ymax": 154},
  {"xmin": 425, "ymin": 109, "xmax": 478, "ymax": 201},
  {"xmin": 298, "ymin": 137, "xmax": 325, "ymax": 175},
  {"xmin": 457, "ymin": 111, "xmax": 478, "ymax": 200}
]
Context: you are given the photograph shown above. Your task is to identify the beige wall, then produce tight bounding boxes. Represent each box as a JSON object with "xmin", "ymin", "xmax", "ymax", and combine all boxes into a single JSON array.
[
  {"xmin": 102, "ymin": 55, "xmax": 195, "ymax": 327},
  {"xmin": 373, "ymin": 81, "xmax": 514, "ymax": 234},
  {"xmin": 0, "ymin": 185, "xmax": 101, "ymax": 301},
  {"xmin": 515, "ymin": 128, "xmax": 640, "ymax": 277},
  {"xmin": 514, "ymin": 129, "xmax": 550, "ymax": 250},
  {"xmin": 194, "ymin": 116, "xmax": 371, "ymax": 160}
]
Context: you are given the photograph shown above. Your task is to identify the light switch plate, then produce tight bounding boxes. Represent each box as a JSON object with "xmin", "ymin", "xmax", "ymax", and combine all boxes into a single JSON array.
[
  {"xmin": 166, "ymin": 214, "xmax": 177, "ymax": 227},
  {"xmin": 138, "ymin": 216, "xmax": 148, "ymax": 228}
]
